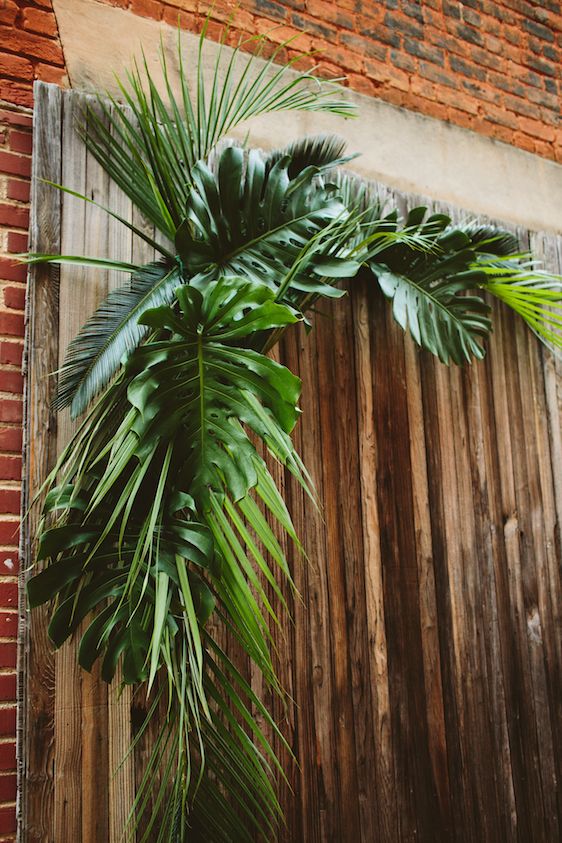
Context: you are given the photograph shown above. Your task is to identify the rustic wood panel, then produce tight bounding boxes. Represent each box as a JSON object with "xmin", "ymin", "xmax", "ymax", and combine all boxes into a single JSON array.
[
  {"xmin": 18, "ymin": 81, "xmax": 62, "ymax": 843},
  {"xmin": 20, "ymin": 83, "xmax": 562, "ymax": 842}
]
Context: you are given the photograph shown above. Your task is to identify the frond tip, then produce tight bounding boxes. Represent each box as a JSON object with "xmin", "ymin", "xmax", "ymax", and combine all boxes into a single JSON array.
[{"xmin": 480, "ymin": 262, "xmax": 562, "ymax": 356}]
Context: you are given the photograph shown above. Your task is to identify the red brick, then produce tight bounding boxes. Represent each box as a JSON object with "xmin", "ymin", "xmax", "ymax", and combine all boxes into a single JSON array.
[
  {"xmin": 6, "ymin": 180, "xmax": 30, "ymax": 203},
  {"xmin": 0, "ymin": 313, "xmax": 24, "ymax": 338},
  {"xmin": 161, "ymin": 4, "xmax": 200, "ymax": 26},
  {"xmin": 0, "ymin": 428, "xmax": 21, "ymax": 453},
  {"xmin": 0, "ymin": 774, "xmax": 16, "ymax": 803},
  {"xmin": 0, "ymin": 525, "xmax": 19, "ymax": 548},
  {"xmin": 0, "ymin": 647, "xmax": 16, "ymax": 671},
  {"xmin": 439, "ymin": 87, "xmax": 479, "ymax": 115},
  {"xmin": 0, "ymin": 710, "xmax": 15, "ymax": 737},
  {"xmin": 3, "ymin": 287, "xmax": 25, "ymax": 311},
  {"xmin": 0, "ymin": 805, "xmax": 15, "ymax": 834},
  {"xmin": 0, "ymin": 204, "xmax": 29, "ymax": 229},
  {"xmin": 8, "ymin": 130, "xmax": 32, "ymax": 156},
  {"xmin": 0, "ymin": 405, "xmax": 21, "ymax": 426},
  {"xmin": 22, "ymin": 7, "xmax": 59, "ymax": 37},
  {"xmin": 0, "ymin": 112, "xmax": 32, "ymax": 129},
  {"xmin": 0, "ymin": 153, "xmax": 31, "ymax": 179},
  {"xmin": 345, "ymin": 73, "xmax": 377, "ymax": 96},
  {"xmin": 518, "ymin": 115, "xmax": 556, "ymax": 142},
  {"xmin": 0, "ymin": 458, "xmax": 20, "ymax": 481},
  {"xmin": 0, "ymin": 27, "xmax": 64, "ymax": 66},
  {"xmin": 0, "ymin": 260, "xmax": 26, "ymax": 284},
  {"xmin": 328, "ymin": 45, "xmax": 364, "ymax": 74},
  {"xmin": 0, "ymin": 615, "xmax": 17, "ymax": 639},
  {"xmin": 364, "ymin": 58, "xmax": 410, "ymax": 91},
  {"xmin": 0, "ymin": 491, "xmax": 20, "ymax": 515},
  {"xmin": 6, "ymin": 232, "xmax": 27, "ymax": 254},
  {"xmin": 0, "ymin": 1, "xmax": 17, "ymax": 27},
  {"xmin": 0, "ymin": 53, "xmax": 34, "ymax": 83},
  {"xmin": 34, "ymin": 63, "xmax": 68, "ymax": 86},
  {"xmin": 0, "ymin": 81, "xmax": 33, "ymax": 109},
  {"xmin": 130, "ymin": 0, "xmax": 164, "ymax": 18},
  {"xmin": 0, "ymin": 345, "xmax": 22, "ymax": 368},
  {"xmin": 0, "ymin": 675, "xmax": 15, "ymax": 703},
  {"xmin": 0, "ymin": 372, "xmax": 22, "ymax": 395}
]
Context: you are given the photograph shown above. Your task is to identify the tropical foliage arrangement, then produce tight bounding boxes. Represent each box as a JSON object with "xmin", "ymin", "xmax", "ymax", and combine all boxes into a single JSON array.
[{"xmin": 26, "ymin": 23, "xmax": 562, "ymax": 843}]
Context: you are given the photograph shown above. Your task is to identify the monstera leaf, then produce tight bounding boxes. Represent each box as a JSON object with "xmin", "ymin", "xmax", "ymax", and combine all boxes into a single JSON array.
[
  {"xmin": 131, "ymin": 276, "xmax": 304, "ymax": 504},
  {"xmin": 175, "ymin": 145, "xmax": 361, "ymax": 303}
]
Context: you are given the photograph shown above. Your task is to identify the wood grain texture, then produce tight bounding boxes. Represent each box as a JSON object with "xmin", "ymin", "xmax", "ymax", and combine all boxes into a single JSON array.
[
  {"xmin": 20, "ymin": 84, "xmax": 562, "ymax": 842},
  {"xmin": 19, "ymin": 81, "xmax": 62, "ymax": 843}
]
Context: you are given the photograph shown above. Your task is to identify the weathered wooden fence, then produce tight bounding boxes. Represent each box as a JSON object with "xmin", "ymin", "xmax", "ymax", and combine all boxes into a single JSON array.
[{"xmin": 19, "ymin": 82, "xmax": 562, "ymax": 842}]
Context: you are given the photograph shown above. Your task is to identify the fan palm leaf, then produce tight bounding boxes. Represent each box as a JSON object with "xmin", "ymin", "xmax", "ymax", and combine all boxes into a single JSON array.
[{"xmin": 81, "ymin": 23, "xmax": 356, "ymax": 238}]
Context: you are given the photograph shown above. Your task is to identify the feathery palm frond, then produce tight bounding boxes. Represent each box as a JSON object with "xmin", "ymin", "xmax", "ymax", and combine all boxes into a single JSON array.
[
  {"xmin": 479, "ymin": 259, "xmax": 562, "ymax": 354},
  {"xmin": 264, "ymin": 132, "xmax": 352, "ymax": 177},
  {"xmin": 81, "ymin": 23, "xmax": 356, "ymax": 238},
  {"xmin": 461, "ymin": 223, "xmax": 520, "ymax": 257},
  {"xmin": 56, "ymin": 259, "xmax": 180, "ymax": 417}
]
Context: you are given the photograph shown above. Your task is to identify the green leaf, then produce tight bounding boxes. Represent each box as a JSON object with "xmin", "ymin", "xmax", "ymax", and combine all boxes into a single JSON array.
[
  {"xmin": 175, "ymin": 146, "xmax": 356, "ymax": 306},
  {"xmin": 56, "ymin": 260, "xmax": 180, "ymax": 417},
  {"xmin": 374, "ymin": 264, "xmax": 491, "ymax": 364},
  {"xmin": 131, "ymin": 276, "xmax": 303, "ymax": 504},
  {"xmin": 27, "ymin": 557, "xmax": 84, "ymax": 608},
  {"xmin": 122, "ymin": 619, "xmax": 150, "ymax": 684},
  {"xmin": 80, "ymin": 28, "xmax": 355, "ymax": 237}
]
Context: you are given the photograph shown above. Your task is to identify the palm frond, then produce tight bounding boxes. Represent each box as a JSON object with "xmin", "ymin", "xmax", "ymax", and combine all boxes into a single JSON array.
[
  {"xmin": 479, "ymin": 259, "xmax": 562, "ymax": 355},
  {"xmin": 56, "ymin": 259, "xmax": 180, "ymax": 417},
  {"xmin": 30, "ymin": 274, "xmax": 309, "ymax": 840},
  {"xmin": 264, "ymin": 132, "xmax": 352, "ymax": 177},
  {"xmin": 461, "ymin": 222, "xmax": 520, "ymax": 256},
  {"xmin": 80, "ymin": 24, "xmax": 356, "ymax": 237},
  {"xmin": 24, "ymin": 254, "xmax": 138, "ymax": 272}
]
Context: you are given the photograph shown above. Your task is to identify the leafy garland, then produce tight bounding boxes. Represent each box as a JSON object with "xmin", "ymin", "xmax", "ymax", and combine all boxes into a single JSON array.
[{"xmin": 26, "ymin": 24, "xmax": 562, "ymax": 842}]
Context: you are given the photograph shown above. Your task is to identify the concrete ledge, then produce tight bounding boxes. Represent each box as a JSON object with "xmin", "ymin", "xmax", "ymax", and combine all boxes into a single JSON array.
[{"xmin": 53, "ymin": 0, "xmax": 562, "ymax": 234}]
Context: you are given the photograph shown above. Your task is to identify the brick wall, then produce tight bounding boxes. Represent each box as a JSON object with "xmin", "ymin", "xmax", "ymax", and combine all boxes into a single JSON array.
[
  {"xmin": 0, "ymin": 107, "xmax": 29, "ymax": 843},
  {"xmin": 0, "ymin": 1, "xmax": 560, "ymax": 839},
  {"xmin": 99, "ymin": 0, "xmax": 562, "ymax": 162},
  {"xmin": 0, "ymin": 2, "xmax": 64, "ymax": 838}
]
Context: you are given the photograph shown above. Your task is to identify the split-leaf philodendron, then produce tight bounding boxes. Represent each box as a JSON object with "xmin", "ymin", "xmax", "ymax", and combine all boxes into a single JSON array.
[{"xmin": 26, "ymin": 23, "xmax": 562, "ymax": 843}]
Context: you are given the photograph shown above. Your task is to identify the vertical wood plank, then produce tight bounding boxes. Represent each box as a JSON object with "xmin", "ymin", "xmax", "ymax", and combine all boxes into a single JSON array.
[
  {"xmin": 352, "ymin": 277, "xmax": 398, "ymax": 843},
  {"xmin": 283, "ymin": 320, "xmax": 337, "ymax": 843},
  {"xmin": 315, "ymin": 296, "xmax": 362, "ymax": 841},
  {"xmin": 22, "ymin": 84, "xmax": 562, "ymax": 843},
  {"xmin": 51, "ymin": 88, "xmax": 87, "ymax": 843},
  {"xmin": 105, "ymin": 103, "xmax": 136, "ymax": 843},
  {"xmin": 19, "ymin": 81, "xmax": 62, "ymax": 843},
  {"xmin": 79, "ymin": 100, "xmax": 111, "ymax": 843}
]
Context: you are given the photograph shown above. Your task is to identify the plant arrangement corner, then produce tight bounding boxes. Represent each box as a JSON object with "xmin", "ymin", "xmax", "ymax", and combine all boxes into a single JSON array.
[{"xmin": 25, "ymin": 22, "xmax": 562, "ymax": 843}]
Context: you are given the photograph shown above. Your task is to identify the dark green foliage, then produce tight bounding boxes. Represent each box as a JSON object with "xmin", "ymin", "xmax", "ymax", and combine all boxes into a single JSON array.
[{"xmin": 27, "ymin": 21, "xmax": 562, "ymax": 843}]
